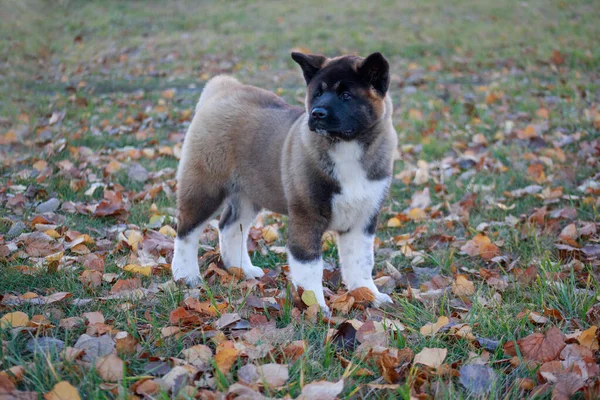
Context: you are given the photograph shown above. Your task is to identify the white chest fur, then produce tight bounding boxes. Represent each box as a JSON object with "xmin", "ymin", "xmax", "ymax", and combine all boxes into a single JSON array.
[{"xmin": 328, "ymin": 141, "xmax": 389, "ymax": 232}]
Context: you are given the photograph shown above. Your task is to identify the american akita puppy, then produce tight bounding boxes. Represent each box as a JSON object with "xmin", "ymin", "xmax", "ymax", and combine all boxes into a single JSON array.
[{"xmin": 172, "ymin": 52, "xmax": 397, "ymax": 313}]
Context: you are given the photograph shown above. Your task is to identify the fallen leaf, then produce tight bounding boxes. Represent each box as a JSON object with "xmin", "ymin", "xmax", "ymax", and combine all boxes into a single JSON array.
[
  {"xmin": 182, "ymin": 344, "xmax": 212, "ymax": 369},
  {"xmin": 123, "ymin": 264, "xmax": 152, "ymax": 277},
  {"xmin": 414, "ymin": 347, "xmax": 447, "ymax": 369},
  {"xmin": 301, "ymin": 290, "xmax": 318, "ymax": 307},
  {"xmin": 452, "ymin": 275, "xmax": 475, "ymax": 296},
  {"xmin": 0, "ymin": 311, "xmax": 29, "ymax": 328},
  {"xmin": 44, "ymin": 381, "xmax": 81, "ymax": 400},
  {"xmin": 110, "ymin": 278, "xmax": 141, "ymax": 294},
  {"xmin": 459, "ymin": 364, "xmax": 497, "ymax": 395},
  {"xmin": 504, "ymin": 327, "xmax": 565, "ymax": 362},
  {"xmin": 297, "ymin": 379, "xmax": 344, "ymax": 400},
  {"xmin": 420, "ymin": 316, "xmax": 450, "ymax": 336},
  {"xmin": 553, "ymin": 373, "xmax": 584, "ymax": 400},
  {"xmin": 349, "ymin": 287, "xmax": 375, "ymax": 304},
  {"xmin": 95, "ymin": 353, "xmax": 124, "ymax": 382},
  {"xmin": 578, "ymin": 326, "xmax": 599, "ymax": 350},
  {"xmin": 256, "ymin": 363, "xmax": 289, "ymax": 389},
  {"xmin": 214, "ymin": 347, "xmax": 240, "ymax": 374}
]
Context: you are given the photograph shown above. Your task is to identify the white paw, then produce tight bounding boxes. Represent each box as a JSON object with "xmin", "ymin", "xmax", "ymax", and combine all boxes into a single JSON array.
[
  {"xmin": 242, "ymin": 264, "xmax": 265, "ymax": 279},
  {"xmin": 372, "ymin": 292, "xmax": 393, "ymax": 307},
  {"xmin": 172, "ymin": 259, "xmax": 202, "ymax": 286}
]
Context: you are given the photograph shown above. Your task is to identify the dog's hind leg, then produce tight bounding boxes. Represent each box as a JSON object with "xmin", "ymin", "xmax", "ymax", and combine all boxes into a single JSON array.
[
  {"xmin": 218, "ymin": 194, "xmax": 264, "ymax": 279},
  {"xmin": 172, "ymin": 179, "xmax": 225, "ymax": 285}
]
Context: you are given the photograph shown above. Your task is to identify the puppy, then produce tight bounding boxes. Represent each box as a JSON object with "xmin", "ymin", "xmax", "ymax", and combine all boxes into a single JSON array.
[{"xmin": 172, "ymin": 52, "xmax": 397, "ymax": 313}]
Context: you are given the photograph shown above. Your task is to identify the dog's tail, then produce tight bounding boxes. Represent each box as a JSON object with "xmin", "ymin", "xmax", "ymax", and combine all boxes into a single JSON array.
[{"xmin": 196, "ymin": 75, "xmax": 240, "ymax": 111}]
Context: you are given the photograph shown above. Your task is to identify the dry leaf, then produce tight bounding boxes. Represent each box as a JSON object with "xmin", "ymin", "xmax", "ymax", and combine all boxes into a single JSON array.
[
  {"xmin": 420, "ymin": 316, "xmax": 450, "ymax": 336},
  {"xmin": 504, "ymin": 327, "xmax": 565, "ymax": 362},
  {"xmin": 414, "ymin": 347, "xmax": 447, "ymax": 369},
  {"xmin": 0, "ymin": 311, "xmax": 29, "ymax": 328},
  {"xmin": 123, "ymin": 264, "xmax": 152, "ymax": 277},
  {"xmin": 214, "ymin": 348, "xmax": 240, "ymax": 374},
  {"xmin": 95, "ymin": 353, "xmax": 124, "ymax": 382},
  {"xmin": 297, "ymin": 379, "xmax": 344, "ymax": 400},
  {"xmin": 452, "ymin": 275, "xmax": 475, "ymax": 296},
  {"xmin": 44, "ymin": 381, "xmax": 81, "ymax": 400}
]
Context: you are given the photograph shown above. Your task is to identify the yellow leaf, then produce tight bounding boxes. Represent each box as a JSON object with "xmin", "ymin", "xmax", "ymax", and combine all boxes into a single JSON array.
[
  {"xmin": 126, "ymin": 230, "xmax": 143, "ymax": 251},
  {"xmin": 578, "ymin": 326, "xmax": 599, "ymax": 350},
  {"xmin": 0, "ymin": 311, "xmax": 29, "ymax": 328},
  {"xmin": 387, "ymin": 217, "xmax": 402, "ymax": 228},
  {"xmin": 44, "ymin": 381, "xmax": 81, "ymax": 400},
  {"xmin": 301, "ymin": 290, "xmax": 318, "ymax": 307},
  {"xmin": 159, "ymin": 225, "xmax": 177, "ymax": 238},
  {"xmin": 45, "ymin": 251, "xmax": 64, "ymax": 262},
  {"xmin": 149, "ymin": 214, "xmax": 164, "ymax": 226},
  {"xmin": 420, "ymin": 316, "xmax": 450, "ymax": 336},
  {"xmin": 44, "ymin": 229, "xmax": 62, "ymax": 239},
  {"xmin": 123, "ymin": 264, "xmax": 152, "ymax": 277},
  {"xmin": 262, "ymin": 226, "xmax": 280, "ymax": 243},
  {"xmin": 407, "ymin": 208, "xmax": 427, "ymax": 221}
]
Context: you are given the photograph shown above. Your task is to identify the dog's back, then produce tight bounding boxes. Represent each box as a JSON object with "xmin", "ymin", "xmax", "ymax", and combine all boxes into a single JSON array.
[{"xmin": 177, "ymin": 76, "xmax": 303, "ymax": 234}]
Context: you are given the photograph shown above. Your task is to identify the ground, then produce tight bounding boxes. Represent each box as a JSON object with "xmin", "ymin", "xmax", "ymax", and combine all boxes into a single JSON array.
[{"xmin": 1, "ymin": 0, "xmax": 599, "ymax": 399}]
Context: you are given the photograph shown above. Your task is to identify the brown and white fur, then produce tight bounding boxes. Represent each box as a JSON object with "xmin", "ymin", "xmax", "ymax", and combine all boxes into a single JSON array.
[{"xmin": 172, "ymin": 52, "xmax": 397, "ymax": 313}]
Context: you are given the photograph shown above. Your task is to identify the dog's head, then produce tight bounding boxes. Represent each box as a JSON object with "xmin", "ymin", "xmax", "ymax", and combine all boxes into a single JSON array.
[{"xmin": 291, "ymin": 52, "xmax": 390, "ymax": 140}]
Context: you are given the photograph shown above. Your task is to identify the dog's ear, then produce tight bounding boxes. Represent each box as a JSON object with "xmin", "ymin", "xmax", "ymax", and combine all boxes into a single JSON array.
[
  {"xmin": 358, "ymin": 52, "xmax": 390, "ymax": 95},
  {"xmin": 291, "ymin": 52, "xmax": 327, "ymax": 85}
]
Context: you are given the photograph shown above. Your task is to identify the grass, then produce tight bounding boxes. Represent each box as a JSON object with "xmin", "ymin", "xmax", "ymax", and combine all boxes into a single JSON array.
[{"xmin": 1, "ymin": 0, "xmax": 599, "ymax": 398}]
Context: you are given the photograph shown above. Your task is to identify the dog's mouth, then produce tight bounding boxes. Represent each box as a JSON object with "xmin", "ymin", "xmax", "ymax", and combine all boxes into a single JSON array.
[{"xmin": 309, "ymin": 124, "xmax": 355, "ymax": 137}]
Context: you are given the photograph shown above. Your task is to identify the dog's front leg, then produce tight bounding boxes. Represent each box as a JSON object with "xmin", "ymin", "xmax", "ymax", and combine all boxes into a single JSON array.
[
  {"xmin": 338, "ymin": 223, "xmax": 393, "ymax": 307},
  {"xmin": 287, "ymin": 208, "xmax": 330, "ymax": 315}
]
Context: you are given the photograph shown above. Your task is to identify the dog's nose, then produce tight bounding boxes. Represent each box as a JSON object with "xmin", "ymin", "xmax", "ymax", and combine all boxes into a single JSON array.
[{"xmin": 311, "ymin": 107, "xmax": 328, "ymax": 119}]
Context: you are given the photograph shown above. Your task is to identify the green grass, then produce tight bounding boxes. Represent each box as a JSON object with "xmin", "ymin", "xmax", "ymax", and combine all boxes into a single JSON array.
[{"xmin": 1, "ymin": 0, "xmax": 599, "ymax": 398}]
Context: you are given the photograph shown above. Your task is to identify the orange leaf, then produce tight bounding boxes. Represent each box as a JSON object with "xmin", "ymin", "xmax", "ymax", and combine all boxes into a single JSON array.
[{"xmin": 214, "ymin": 348, "xmax": 240, "ymax": 374}]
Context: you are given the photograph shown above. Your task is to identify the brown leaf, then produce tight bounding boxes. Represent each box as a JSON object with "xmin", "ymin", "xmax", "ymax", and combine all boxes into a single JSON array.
[
  {"xmin": 452, "ymin": 275, "xmax": 475, "ymax": 296},
  {"xmin": 169, "ymin": 307, "xmax": 201, "ymax": 326},
  {"xmin": 44, "ymin": 381, "xmax": 81, "ymax": 400},
  {"xmin": 115, "ymin": 331, "xmax": 137, "ymax": 356},
  {"xmin": 134, "ymin": 379, "xmax": 160, "ymax": 396},
  {"xmin": 182, "ymin": 344, "xmax": 212, "ymax": 369},
  {"xmin": 93, "ymin": 191, "xmax": 128, "ymax": 217},
  {"xmin": 504, "ymin": 327, "xmax": 565, "ymax": 362},
  {"xmin": 527, "ymin": 163, "xmax": 546, "ymax": 184},
  {"xmin": 95, "ymin": 353, "xmax": 124, "ymax": 382},
  {"xmin": 349, "ymin": 287, "xmax": 375, "ymax": 304},
  {"xmin": 281, "ymin": 340, "xmax": 306, "ymax": 362},
  {"xmin": 552, "ymin": 373, "xmax": 584, "ymax": 400},
  {"xmin": 109, "ymin": 278, "xmax": 141, "ymax": 294},
  {"xmin": 79, "ymin": 270, "xmax": 102, "ymax": 289}
]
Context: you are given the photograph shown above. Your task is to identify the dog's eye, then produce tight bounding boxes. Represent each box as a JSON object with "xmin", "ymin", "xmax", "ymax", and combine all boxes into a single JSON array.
[
  {"xmin": 315, "ymin": 90, "xmax": 322, "ymax": 98},
  {"xmin": 341, "ymin": 92, "xmax": 352, "ymax": 100}
]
